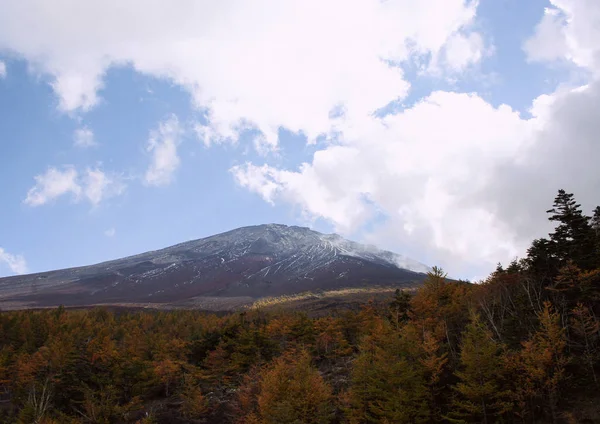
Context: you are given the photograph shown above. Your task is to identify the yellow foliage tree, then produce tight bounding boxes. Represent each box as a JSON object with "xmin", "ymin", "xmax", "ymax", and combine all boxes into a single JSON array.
[{"xmin": 255, "ymin": 349, "xmax": 333, "ymax": 424}]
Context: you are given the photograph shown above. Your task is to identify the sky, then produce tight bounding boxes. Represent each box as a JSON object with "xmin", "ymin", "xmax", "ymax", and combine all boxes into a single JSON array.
[{"xmin": 1, "ymin": 0, "xmax": 600, "ymax": 281}]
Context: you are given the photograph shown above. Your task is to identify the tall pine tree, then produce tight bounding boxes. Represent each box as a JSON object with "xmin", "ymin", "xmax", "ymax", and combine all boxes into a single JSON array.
[
  {"xmin": 447, "ymin": 313, "xmax": 511, "ymax": 424},
  {"xmin": 546, "ymin": 190, "xmax": 595, "ymax": 270}
]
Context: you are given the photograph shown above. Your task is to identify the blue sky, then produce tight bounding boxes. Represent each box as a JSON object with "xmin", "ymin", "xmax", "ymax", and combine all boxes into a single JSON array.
[{"xmin": 1, "ymin": 0, "xmax": 600, "ymax": 280}]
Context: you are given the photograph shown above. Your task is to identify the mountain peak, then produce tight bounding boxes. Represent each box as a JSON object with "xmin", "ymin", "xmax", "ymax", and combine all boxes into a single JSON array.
[{"xmin": 0, "ymin": 224, "xmax": 429, "ymax": 309}]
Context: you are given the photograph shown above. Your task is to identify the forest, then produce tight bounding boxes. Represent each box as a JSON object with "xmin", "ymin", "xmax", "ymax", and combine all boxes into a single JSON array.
[{"xmin": 1, "ymin": 189, "xmax": 599, "ymax": 424}]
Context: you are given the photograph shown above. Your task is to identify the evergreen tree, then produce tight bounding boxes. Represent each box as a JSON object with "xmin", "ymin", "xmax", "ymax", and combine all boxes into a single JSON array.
[
  {"xmin": 447, "ymin": 313, "xmax": 510, "ymax": 424},
  {"xmin": 256, "ymin": 349, "xmax": 333, "ymax": 424},
  {"xmin": 346, "ymin": 319, "xmax": 429, "ymax": 424},
  {"xmin": 419, "ymin": 330, "xmax": 449, "ymax": 422},
  {"xmin": 592, "ymin": 206, "xmax": 600, "ymax": 265},
  {"xmin": 546, "ymin": 190, "xmax": 595, "ymax": 270},
  {"xmin": 592, "ymin": 206, "xmax": 600, "ymax": 235},
  {"xmin": 526, "ymin": 237, "xmax": 558, "ymax": 282},
  {"xmin": 570, "ymin": 303, "xmax": 600, "ymax": 386},
  {"xmin": 515, "ymin": 302, "xmax": 568, "ymax": 422},
  {"xmin": 389, "ymin": 289, "xmax": 412, "ymax": 328}
]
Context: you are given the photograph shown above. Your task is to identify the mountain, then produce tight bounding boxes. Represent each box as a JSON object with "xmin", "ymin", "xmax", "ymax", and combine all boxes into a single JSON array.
[{"xmin": 0, "ymin": 224, "xmax": 430, "ymax": 309}]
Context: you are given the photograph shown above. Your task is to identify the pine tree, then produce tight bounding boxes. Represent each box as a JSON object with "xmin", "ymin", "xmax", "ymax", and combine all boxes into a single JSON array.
[
  {"xmin": 179, "ymin": 374, "xmax": 208, "ymax": 420},
  {"xmin": 346, "ymin": 319, "xmax": 429, "ymax": 424},
  {"xmin": 570, "ymin": 303, "xmax": 600, "ymax": 386},
  {"xmin": 546, "ymin": 190, "xmax": 595, "ymax": 270},
  {"xmin": 448, "ymin": 313, "xmax": 510, "ymax": 424},
  {"xmin": 526, "ymin": 238, "xmax": 558, "ymax": 282},
  {"xmin": 256, "ymin": 349, "xmax": 333, "ymax": 424},
  {"xmin": 591, "ymin": 206, "xmax": 600, "ymax": 266},
  {"xmin": 419, "ymin": 330, "xmax": 449, "ymax": 422},
  {"xmin": 515, "ymin": 302, "xmax": 568, "ymax": 422},
  {"xmin": 389, "ymin": 289, "xmax": 412, "ymax": 328},
  {"xmin": 590, "ymin": 206, "xmax": 600, "ymax": 234},
  {"xmin": 548, "ymin": 261, "xmax": 583, "ymax": 307}
]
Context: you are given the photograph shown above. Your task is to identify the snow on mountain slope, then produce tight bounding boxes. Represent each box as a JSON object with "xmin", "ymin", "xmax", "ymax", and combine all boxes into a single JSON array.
[{"xmin": 0, "ymin": 224, "xmax": 430, "ymax": 308}]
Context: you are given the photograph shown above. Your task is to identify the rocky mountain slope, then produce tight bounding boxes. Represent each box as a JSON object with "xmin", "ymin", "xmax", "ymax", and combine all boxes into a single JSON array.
[{"xmin": 0, "ymin": 224, "xmax": 430, "ymax": 308}]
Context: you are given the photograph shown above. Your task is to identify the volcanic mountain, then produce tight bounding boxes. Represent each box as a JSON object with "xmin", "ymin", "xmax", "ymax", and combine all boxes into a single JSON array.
[{"xmin": 0, "ymin": 224, "xmax": 430, "ymax": 309}]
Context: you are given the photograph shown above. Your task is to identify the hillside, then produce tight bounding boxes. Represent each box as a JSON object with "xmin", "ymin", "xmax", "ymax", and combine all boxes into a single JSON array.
[{"xmin": 0, "ymin": 224, "xmax": 429, "ymax": 309}]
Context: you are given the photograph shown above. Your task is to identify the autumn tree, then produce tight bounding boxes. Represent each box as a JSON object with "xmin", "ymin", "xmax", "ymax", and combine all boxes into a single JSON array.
[
  {"xmin": 179, "ymin": 374, "xmax": 208, "ymax": 420},
  {"xmin": 513, "ymin": 302, "xmax": 568, "ymax": 422},
  {"xmin": 255, "ymin": 349, "xmax": 333, "ymax": 424},
  {"xmin": 411, "ymin": 267, "xmax": 472, "ymax": 358},
  {"xmin": 447, "ymin": 312, "xmax": 511, "ymax": 423},
  {"xmin": 419, "ymin": 330, "xmax": 449, "ymax": 422},
  {"xmin": 570, "ymin": 303, "xmax": 600, "ymax": 386},
  {"xmin": 346, "ymin": 318, "xmax": 429, "ymax": 423},
  {"xmin": 314, "ymin": 317, "xmax": 352, "ymax": 360}
]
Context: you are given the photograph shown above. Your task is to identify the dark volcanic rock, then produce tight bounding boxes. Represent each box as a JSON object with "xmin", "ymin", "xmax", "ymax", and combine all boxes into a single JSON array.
[{"xmin": 0, "ymin": 224, "xmax": 430, "ymax": 308}]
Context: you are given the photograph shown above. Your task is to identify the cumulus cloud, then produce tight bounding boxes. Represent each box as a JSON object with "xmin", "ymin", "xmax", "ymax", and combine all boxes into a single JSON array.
[
  {"xmin": 524, "ymin": 0, "xmax": 600, "ymax": 73},
  {"xmin": 478, "ymin": 80, "xmax": 600, "ymax": 244},
  {"xmin": 232, "ymin": 92, "xmax": 533, "ymax": 276},
  {"xmin": 233, "ymin": 0, "xmax": 600, "ymax": 278},
  {"xmin": 441, "ymin": 32, "xmax": 486, "ymax": 72},
  {"xmin": 24, "ymin": 166, "xmax": 125, "ymax": 207},
  {"xmin": 231, "ymin": 163, "xmax": 280, "ymax": 204},
  {"xmin": 0, "ymin": 248, "xmax": 28, "ymax": 275},
  {"xmin": 73, "ymin": 127, "xmax": 97, "ymax": 147},
  {"xmin": 0, "ymin": 61, "xmax": 6, "ymax": 78},
  {"xmin": 0, "ymin": 0, "xmax": 485, "ymax": 149},
  {"xmin": 232, "ymin": 83, "xmax": 600, "ymax": 277},
  {"xmin": 145, "ymin": 115, "xmax": 182, "ymax": 186}
]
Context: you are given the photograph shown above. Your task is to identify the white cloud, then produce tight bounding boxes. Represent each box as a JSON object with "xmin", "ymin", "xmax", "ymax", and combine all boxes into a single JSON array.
[
  {"xmin": 83, "ymin": 168, "xmax": 125, "ymax": 205},
  {"xmin": 0, "ymin": 0, "xmax": 484, "ymax": 150},
  {"xmin": 234, "ymin": 77, "xmax": 600, "ymax": 278},
  {"xmin": 231, "ymin": 163, "xmax": 280, "ymax": 204},
  {"xmin": 0, "ymin": 248, "xmax": 28, "ymax": 275},
  {"xmin": 524, "ymin": 0, "xmax": 600, "ymax": 73},
  {"xmin": 229, "ymin": 0, "xmax": 600, "ymax": 278},
  {"xmin": 232, "ymin": 92, "xmax": 534, "ymax": 276},
  {"xmin": 442, "ymin": 32, "xmax": 485, "ymax": 72},
  {"xmin": 523, "ymin": 8, "xmax": 569, "ymax": 64},
  {"xmin": 0, "ymin": 61, "xmax": 6, "ymax": 78},
  {"xmin": 73, "ymin": 127, "xmax": 97, "ymax": 147},
  {"xmin": 145, "ymin": 115, "xmax": 183, "ymax": 186},
  {"xmin": 24, "ymin": 166, "xmax": 125, "ymax": 207},
  {"xmin": 24, "ymin": 166, "xmax": 81, "ymax": 206},
  {"xmin": 104, "ymin": 227, "xmax": 116, "ymax": 237},
  {"xmin": 478, "ymin": 80, "xmax": 600, "ymax": 245}
]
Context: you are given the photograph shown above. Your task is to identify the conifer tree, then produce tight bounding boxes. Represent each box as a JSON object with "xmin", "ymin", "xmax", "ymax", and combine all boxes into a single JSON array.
[
  {"xmin": 347, "ymin": 319, "xmax": 429, "ymax": 423},
  {"xmin": 389, "ymin": 289, "xmax": 412, "ymax": 328},
  {"xmin": 179, "ymin": 374, "xmax": 208, "ymax": 420},
  {"xmin": 448, "ymin": 312, "xmax": 510, "ymax": 424},
  {"xmin": 592, "ymin": 206, "xmax": 600, "ymax": 266},
  {"xmin": 592, "ymin": 206, "xmax": 600, "ymax": 237},
  {"xmin": 256, "ymin": 349, "xmax": 333, "ymax": 424},
  {"xmin": 515, "ymin": 302, "xmax": 568, "ymax": 422},
  {"xmin": 547, "ymin": 190, "xmax": 595, "ymax": 270},
  {"xmin": 419, "ymin": 330, "xmax": 449, "ymax": 422},
  {"xmin": 526, "ymin": 238, "xmax": 558, "ymax": 282},
  {"xmin": 570, "ymin": 303, "xmax": 600, "ymax": 385}
]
